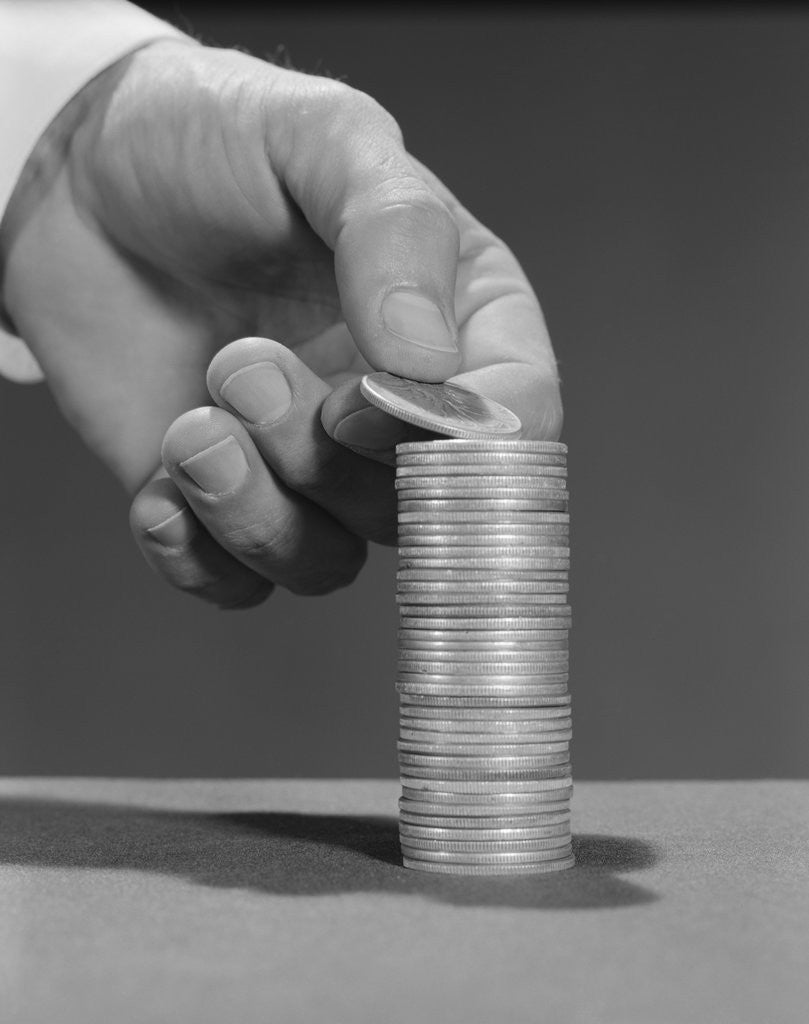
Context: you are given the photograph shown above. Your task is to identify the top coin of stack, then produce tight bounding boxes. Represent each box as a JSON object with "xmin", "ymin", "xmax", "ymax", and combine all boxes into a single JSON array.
[{"xmin": 360, "ymin": 372, "xmax": 574, "ymax": 876}]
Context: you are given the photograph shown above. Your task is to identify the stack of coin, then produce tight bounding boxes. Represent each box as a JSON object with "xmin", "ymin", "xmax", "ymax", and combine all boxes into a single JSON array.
[{"xmin": 395, "ymin": 439, "xmax": 573, "ymax": 875}]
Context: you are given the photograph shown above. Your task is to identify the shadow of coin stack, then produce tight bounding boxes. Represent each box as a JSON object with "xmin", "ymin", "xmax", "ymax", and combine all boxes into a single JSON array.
[{"xmin": 395, "ymin": 439, "xmax": 573, "ymax": 875}]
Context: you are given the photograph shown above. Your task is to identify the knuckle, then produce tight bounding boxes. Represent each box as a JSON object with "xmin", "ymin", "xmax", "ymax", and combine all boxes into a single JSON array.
[
  {"xmin": 373, "ymin": 186, "xmax": 459, "ymax": 248},
  {"xmin": 292, "ymin": 78, "xmax": 402, "ymax": 157},
  {"xmin": 349, "ymin": 89, "xmax": 401, "ymax": 140},
  {"xmin": 218, "ymin": 503, "xmax": 367, "ymax": 595},
  {"xmin": 320, "ymin": 80, "xmax": 399, "ymax": 134},
  {"xmin": 223, "ymin": 508, "xmax": 293, "ymax": 565}
]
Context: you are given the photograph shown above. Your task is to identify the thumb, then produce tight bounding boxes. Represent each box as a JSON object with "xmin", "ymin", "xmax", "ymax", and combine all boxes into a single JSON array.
[
  {"xmin": 267, "ymin": 75, "xmax": 462, "ymax": 382},
  {"xmin": 334, "ymin": 194, "xmax": 462, "ymax": 383}
]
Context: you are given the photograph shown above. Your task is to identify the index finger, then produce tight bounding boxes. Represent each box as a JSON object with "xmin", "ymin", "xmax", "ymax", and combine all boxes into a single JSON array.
[{"xmin": 409, "ymin": 157, "xmax": 562, "ymax": 441}]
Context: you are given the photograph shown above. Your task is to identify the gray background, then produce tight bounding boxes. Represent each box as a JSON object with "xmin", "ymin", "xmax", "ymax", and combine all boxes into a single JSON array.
[{"xmin": 2, "ymin": 6, "xmax": 807, "ymax": 778}]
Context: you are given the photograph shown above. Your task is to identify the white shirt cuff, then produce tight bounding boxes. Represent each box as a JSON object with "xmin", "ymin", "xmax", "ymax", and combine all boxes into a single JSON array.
[
  {"xmin": 0, "ymin": 0, "xmax": 193, "ymax": 380},
  {"xmin": 0, "ymin": 0, "xmax": 192, "ymax": 220}
]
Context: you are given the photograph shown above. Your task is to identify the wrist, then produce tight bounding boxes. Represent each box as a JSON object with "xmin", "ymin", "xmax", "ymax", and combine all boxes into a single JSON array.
[
  {"xmin": 0, "ymin": 39, "xmax": 196, "ymax": 294},
  {"xmin": 0, "ymin": 53, "xmax": 129, "ymax": 304}
]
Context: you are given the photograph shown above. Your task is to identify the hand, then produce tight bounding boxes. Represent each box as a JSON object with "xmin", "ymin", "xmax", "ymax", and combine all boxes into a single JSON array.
[{"xmin": 0, "ymin": 40, "xmax": 561, "ymax": 608}]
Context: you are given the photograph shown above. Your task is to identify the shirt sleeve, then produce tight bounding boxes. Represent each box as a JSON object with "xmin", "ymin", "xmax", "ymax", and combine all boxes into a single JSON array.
[{"xmin": 0, "ymin": 0, "xmax": 193, "ymax": 382}]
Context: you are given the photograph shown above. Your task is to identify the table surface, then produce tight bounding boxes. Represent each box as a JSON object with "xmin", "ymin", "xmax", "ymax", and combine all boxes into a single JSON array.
[{"xmin": 1, "ymin": 779, "xmax": 807, "ymax": 1024}]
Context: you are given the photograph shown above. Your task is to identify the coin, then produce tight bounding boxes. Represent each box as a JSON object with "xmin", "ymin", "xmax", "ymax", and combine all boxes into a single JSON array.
[
  {"xmin": 401, "ymin": 856, "xmax": 575, "ymax": 874},
  {"xmin": 400, "ymin": 742, "xmax": 574, "ymax": 757},
  {"xmin": 398, "ymin": 656, "xmax": 570, "ymax": 670},
  {"xmin": 399, "ymin": 556, "xmax": 570, "ymax": 571},
  {"xmin": 400, "ymin": 725, "xmax": 572, "ymax": 740},
  {"xmin": 401, "ymin": 772, "xmax": 572, "ymax": 785},
  {"xmin": 399, "ymin": 692, "xmax": 571, "ymax": 707},
  {"xmin": 399, "ymin": 593, "xmax": 571, "ymax": 605},
  {"xmin": 397, "ymin": 440, "xmax": 566, "ymax": 454},
  {"xmin": 401, "ymin": 770, "xmax": 573, "ymax": 786},
  {"xmin": 400, "ymin": 763, "xmax": 575, "ymax": 780},
  {"xmin": 400, "ymin": 844, "xmax": 573, "ymax": 864},
  {"xmin": 400, "ymin": 705, "xmax": 572, "ymax": 721},
  {"xmin": 398, "ymin": 602, "xmax": 571, "ymax": 616},
  {"xmin": 401, "ymin": 784, "xmax": 573, "ymax": 802},
  {"xmin": 400, "ymin": 709, "xmax": 574, "ymax": 720},
  {"xmin": 398, "ymin": 627, "xmax": 569, "ymax": 642},
  {"xmin": 400, "ymin": 710, "xmax": 573, "ymax": 726},
  {"xmin": 397, "ymin": 536, "xmax": 570, "ymax": 550},
  {"xmin": 400, "ymin": 602, "xmax": 570, "ymax": 619},
  {"xmin": 401, "ymin": 728, "xmax": 573, "ymax": 740},
  {"xmin": 395, "ymin": 458, "xmax": 565, "ymax": 468},
  {"xmin": 399, "ymin": 742, "xmax": 570, "ymax": 758},
  {"xmin": 398, "ymin": 696, "xmax": 571, "ymax": 710},
  {"xmin": 400, "ymin": 616, "xmax": 571, "ymax": 631},
  {"xmin": 400, "ymin": 832, "xmax": 571, "ymax": 851},
  {"xmin": 400, "ymin": 822, "xmax": 572, "ymax": 835},
  {"xmin": 398, "ymin": 644, "xmax": 569, "ymax": 657},
  {"xmin": 400, "ymin": 730, "xmax": 572, "ymax": 745},
  {"xmin": 399, "ymin": 807, "xmax": 571, "ymax": 826},
  {"xmin": 399, "ymin": 731, "xmax": 571, "ymax": 746},
  {"xmin": 396, "ymin": 580, "xmax": 568, "ymax": 594},
  {"xmin": 401, "ymin": 806, "xmax": 573, "ymax": 823},
  {"xmin": 399, "ymin": 821, "xmax": 571, "ymax": 839},
  {"xmin": 396, "ymin": 453, "xmax": 567, "ymax": 467},
  {"xmin": 401, "ymin": 811, "xmax": 569, "ymax": 827},
  {"xmin": 361, "ymin": 372, "xmax": 522, "ymax": 438},
  {"xmin": 398, "ymin": 570, "xmax": 569, "ymax": 583},
  {"xmin": 396, "ymin": 683, "xmax": 569, "ymax": 698},
  {"xmin": 397, "ymin": 535, "xmax": 570, "ymax": 549},
  {"xmin": 398, "ymin": 508, "xmax": 570, "ymax": 522},
  {"xmin": 400, "ymin": 786, "xmax": 573, "ymax": 806},
  {"xmin": 400, "ymin": 805, "xmax": 571, "ymax": 822},
  {"xmin": 399, "ymin": 748, "xmax": 569, "ymax": 765},
  {"xmin": 396, "ymin": 475, "xmax": 567, "ymax": 490},
  {"xmin": 399, "ymin": 675, "xmax": 569, "ymax": 692},
  {"xmin": 396, "ymin": 485, "xmax": 570, "ymax": 496},
  {"xmin": 400, "ymin": 710, "xmax": 574, "ymax": 723},
  {"xmin": 398, "ymin": 513, "xmax": 570, "ymax": 524},
  {"xmin": 396, "ymin": 463, "xmax": 567, "ymax": 476},
  {"xmin": 397, "ymin": 546, "xmax": 571, "ymax": 561},
  {"xmin": 397, "ymin": 532, "xmax": 570, "ymax": 547},
  {"xmin": 398, "ymin": 660, "xmax": 569, "ymax": 675},
  {"xmin": 399, "ymin": 499, "xmax": 569, "ymax": 514},
  {"xmin": 400, "ymin": 645, "xmax": 569, "ymax": 658},
  {"xmin": 397, "ymin": 638, "xmax": 569, "ymax": 647}
]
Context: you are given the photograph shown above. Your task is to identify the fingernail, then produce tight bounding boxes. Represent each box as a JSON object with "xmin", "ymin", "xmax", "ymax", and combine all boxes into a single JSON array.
[
  {"xmin": 333, "ymin": 406, "xmax": 410, "ymax": 451},
  {"xmin": 146, "ymin": 507, "xmax": 196, "ymax": 546},
  {"xmin": 220, "ymin": 362, "xmax": 292, "ymax": 425},
  {"xmin": 381, "ymin": 291, "xmax": 458, "ymax": 353},
  {"xmin": 180, "ymin": 435, "xmax": 248, "ymax": 494}
]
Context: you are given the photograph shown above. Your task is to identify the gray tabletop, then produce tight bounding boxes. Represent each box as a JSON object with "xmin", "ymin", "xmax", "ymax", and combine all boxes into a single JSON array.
[{"xmin": 1, "ymin": 779, "xmax": 806, "ymax": 1023}]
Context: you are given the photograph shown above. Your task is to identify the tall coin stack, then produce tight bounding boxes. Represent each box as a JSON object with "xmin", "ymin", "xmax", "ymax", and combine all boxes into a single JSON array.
[{"xmin": 395, "ymin": 439, "xmax": 573, "ymax": 875}]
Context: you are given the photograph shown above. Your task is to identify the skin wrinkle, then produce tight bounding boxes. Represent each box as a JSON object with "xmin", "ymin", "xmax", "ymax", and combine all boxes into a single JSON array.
[
  {"xmin": 218, "ymin": 498, "xmax": 363, "ymax": 578},
  {"xmin": 219, "ymin": 74, "xmax": 296, "ymax": 239},
  {"xmin": 89, "ymin": 67, "xmax": 341, "ymax": 329},
  {"xmin": 281, "ymin": 87, "xmax": 409, "ymax": 247},
  {"xmin": 80, "ymin": 51, "xmax": 329, "ymax": 302}
]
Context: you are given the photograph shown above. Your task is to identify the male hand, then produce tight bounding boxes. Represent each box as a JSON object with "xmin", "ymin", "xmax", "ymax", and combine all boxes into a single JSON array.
[{"xmin": 0, "ymin": 40, "xmax": 561, "ymax": 608}]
